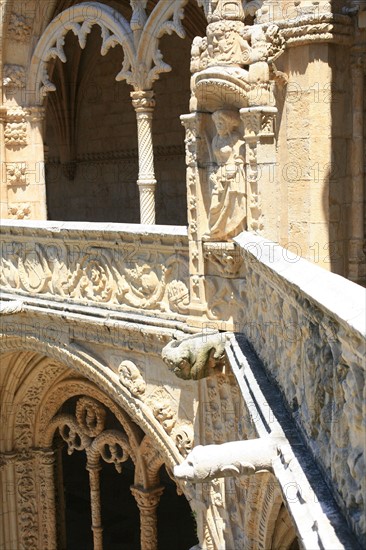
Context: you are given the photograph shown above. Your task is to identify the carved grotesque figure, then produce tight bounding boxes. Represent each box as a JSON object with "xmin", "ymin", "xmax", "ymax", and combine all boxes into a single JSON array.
[
  {"xmin": 174, "ymin": 437, "xmax": 277, "ymax": 482},
  {"xmin": 203, "ymin": 110, "xmax": 246, "ymax": 241},
  {"xmin": 162, "ymin": 332, "xmax": 228, "ymax": 380}
]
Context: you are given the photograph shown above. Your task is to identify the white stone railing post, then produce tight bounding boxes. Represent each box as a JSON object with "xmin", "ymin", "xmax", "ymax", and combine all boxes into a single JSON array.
[
  {"xmin": 131, "ymin": 91, "xmax": 157, "ymax": 225},
  {"xmin": 130, "ymin": 485, "xmax": 164, "ymax": 550}
]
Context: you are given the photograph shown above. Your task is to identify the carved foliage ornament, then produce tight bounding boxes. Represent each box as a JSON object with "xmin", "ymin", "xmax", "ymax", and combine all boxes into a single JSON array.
[
  {"xmin": 190, "ymin": 19, "xmax": 284, "ymax": 73},
  {"xmin": 6, "ymin": 163, "xmax": 28, "ymax": 187},
  {"xmin": 32, "ymin": 1, "xmax": 189, "ymax": 98},
  {"xmin": 4, "ymin": 108, "xmax": 28, "ymax": 149},
  {"xmin": 0, "ymin": 239, "xmax": 190, "ymax": 314}
]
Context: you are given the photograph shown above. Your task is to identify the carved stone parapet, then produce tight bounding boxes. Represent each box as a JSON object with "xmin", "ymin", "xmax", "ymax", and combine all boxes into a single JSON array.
[
  {"xmin": 0, "ymin": 223, "xmax": 190, "ymax": 315},
  {"xmin": 203, "ymin": 242, "xmax": 244, "ymax": 277}
]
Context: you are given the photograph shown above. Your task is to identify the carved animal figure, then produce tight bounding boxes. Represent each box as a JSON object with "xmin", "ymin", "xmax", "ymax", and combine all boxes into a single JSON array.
[
  {"xmin": 174, "ymin": 437, "xmax": 278, "ymax": 482},
  {"xmin": 162, "ymin": 332, "xmax": 228, "ymax": 380}
]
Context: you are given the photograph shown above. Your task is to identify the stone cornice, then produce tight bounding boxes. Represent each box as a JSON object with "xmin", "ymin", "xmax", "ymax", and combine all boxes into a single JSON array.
[{"xmin": 259, "ymin": 13, "xmax": 354, "ymax": 46}]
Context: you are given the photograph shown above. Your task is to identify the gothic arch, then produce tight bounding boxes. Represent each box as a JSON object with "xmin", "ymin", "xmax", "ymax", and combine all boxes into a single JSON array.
[
  {"xmin": 0, "ymin": 343, "xmax": 196, "ymax": 549},
  {"xmin": 0, "ymin": 335, "xmax": 183, "ymax": 467}
]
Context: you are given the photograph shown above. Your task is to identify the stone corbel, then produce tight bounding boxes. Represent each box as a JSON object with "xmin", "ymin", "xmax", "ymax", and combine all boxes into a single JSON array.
[
  {"xmin": 131, "ymin": 90, "xmax": 157, "ymax": 225},
  {"xmin": 240, "ymin": 106, "xmax": 277, "ymax": 234},
  {"xmin": 174, "ymin": 435, "xmax": 282, "ymax": 482}
]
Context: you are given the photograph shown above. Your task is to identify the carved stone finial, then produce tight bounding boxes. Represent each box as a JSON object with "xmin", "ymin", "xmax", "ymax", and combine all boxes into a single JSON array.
[{"xmin": 162, "ymin": 332, "xmax": 229, "ymax": 380}]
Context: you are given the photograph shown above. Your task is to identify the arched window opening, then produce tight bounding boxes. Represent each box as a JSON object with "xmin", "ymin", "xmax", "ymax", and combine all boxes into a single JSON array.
[{"xmin": 43, "ymin": 0, "xmax": 206, "ymax": 225}]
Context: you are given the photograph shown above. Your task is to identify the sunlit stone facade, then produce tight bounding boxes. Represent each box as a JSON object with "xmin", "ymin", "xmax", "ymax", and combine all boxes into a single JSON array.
[{"xmin": 0, "ymin": 1, "xmax": 365, "ymax": 549}]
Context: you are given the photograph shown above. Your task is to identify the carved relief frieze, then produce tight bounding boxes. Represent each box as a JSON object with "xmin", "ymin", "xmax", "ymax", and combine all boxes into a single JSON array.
[
  {"xmin": 15, "ymin": 459, "xmax": 39, "ymax": 550},
  {"xmin": 205, "ymin": 276, "xmax": 246, "ymax": 322},
  {"xmin": 203, "ymin": 242, "xmax": 244, "ymax": 277},
  {"xmin": 239, "ymin": 106, "xmax": 277, "ymax": 233},
  {"xmin": 5, "ymin": 163, "xmax": 28, "ymax": 187},
  {"xmin": 7, "ymin": 203, "xmax": 31, "ymax": 220},
  {"xmin": 191, "ymin": 19, "xmax": 284, "ymax": 73},
  {"xmin": 118, "ymin": 360, "xmax": 146, "ymax": 397},
  {"xmin": 4, "ymin": 108, "xmax": 28, "ymax": 149},
  {"xmin": 3, "ymin": 64, "xmax": 26, "ymax": 89},
  {"xmin": 8, "ymin": 12, "xmax": 32, "ymax": 42},
  {"xmin": 0, "ymin": 230, "xmax": 190, "ymax": 315}
]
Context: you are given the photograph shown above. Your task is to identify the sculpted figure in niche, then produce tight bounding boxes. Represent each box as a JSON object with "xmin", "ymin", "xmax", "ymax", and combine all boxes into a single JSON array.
[{"xmin": 203, "ymin": 110, "xmax": 246, "ymax": 241}]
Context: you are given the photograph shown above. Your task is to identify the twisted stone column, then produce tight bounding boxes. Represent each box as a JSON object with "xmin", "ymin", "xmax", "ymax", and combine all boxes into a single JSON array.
[
  {"xmin": 130, "ymin": 485, "xmax": 164, "ymax": 550},
  {"xmin": 131, "ymin": 91, "xmax": 157, "ymax": 225},
  {"xmin": 86, "ymin": 460, "xmax": 103, "ymax": 550}
]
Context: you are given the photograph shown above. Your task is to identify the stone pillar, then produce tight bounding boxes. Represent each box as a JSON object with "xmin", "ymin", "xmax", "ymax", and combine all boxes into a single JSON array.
[
  {"xmin": 181, "ymin": 113, "xmax": 209, "ymax": 323},
  {"xmin": 130, "ymin": 485, "xmax": 164, "ymax": 550},
  {"xmin": 86, "ymin": 460, "xmax": 103, "ymax": 550},
  {"xmin": 38, "ymin": 449, "xmax": 57, "ymax": 549},
  {"xmin": 0, "ymin": 107, "xmax": 8, "ymax": 219},
  {"xmin": 348, "ymin": 52, "xmax": 366, "ymax": 284},
  {"xmin": 131, "ymin": 91, "xmax": 157, "ymax": 225},
  {"xmin": 240, "ymin": 106, "xmax": 277, "ymax": 237},
  {"xmin": 0, "ymin": 457, "xmax": 18, "ymax": 549},
  {"xmin": 1, "ymin": 105, "xmax": 47, "ymax": 221}
]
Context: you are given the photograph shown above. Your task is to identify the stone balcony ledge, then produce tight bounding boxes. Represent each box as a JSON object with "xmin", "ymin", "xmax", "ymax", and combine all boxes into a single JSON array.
[{"xmin": 0, "ymin": 221, "xmax": 190, "ymax": 319}]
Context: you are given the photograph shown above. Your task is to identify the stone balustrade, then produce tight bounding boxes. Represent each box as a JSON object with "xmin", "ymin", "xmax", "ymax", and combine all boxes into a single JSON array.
[{"xmin": 233, "ymin": 231, "xmax": 366, "ymax": 543}]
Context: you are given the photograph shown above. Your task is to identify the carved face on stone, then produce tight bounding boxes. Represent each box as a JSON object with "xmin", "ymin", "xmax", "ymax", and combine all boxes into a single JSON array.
[{"xmin": 212, "ymin": 110, "xmax": 240, "ymax": 137}]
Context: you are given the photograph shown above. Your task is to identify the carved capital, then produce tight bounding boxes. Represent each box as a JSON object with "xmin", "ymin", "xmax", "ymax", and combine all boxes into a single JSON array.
[
  {"xmin": 131, "ymin": 90, "xmax": 156, "ymax": 113},
  {"xmin": 130, "ymin": 485, "xmax": 164, "ymax": 509}
]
